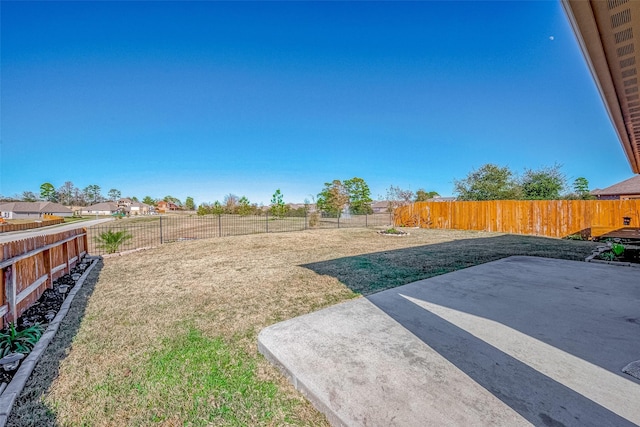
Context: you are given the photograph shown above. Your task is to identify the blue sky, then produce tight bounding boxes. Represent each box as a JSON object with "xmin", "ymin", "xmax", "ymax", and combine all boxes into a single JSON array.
[{"xmin": 0, "ymin": 1, "xmax": 634, "ymax": 206}]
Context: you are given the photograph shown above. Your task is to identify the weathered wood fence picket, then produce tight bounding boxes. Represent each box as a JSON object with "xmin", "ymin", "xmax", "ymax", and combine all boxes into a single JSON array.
[
  {"xmin": 0, "ymin": 218, "xmax": 65, "ymax": 233},
  {"xmin": 395, "ymin": 200, "xmax": 640, "ymax": 239},
  {"xmin": 0, "ymin": 229, "xmax": 88, "ymax": 327}
]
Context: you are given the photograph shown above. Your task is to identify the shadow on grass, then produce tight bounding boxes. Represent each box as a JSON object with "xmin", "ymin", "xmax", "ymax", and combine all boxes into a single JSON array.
[
  {"xmin": 7, "ymin": 259, "xmax": 104, "ymax": 427},
  {"xmin": 301, "ymin": 234, "xmax": 597, "ymax": 295}
]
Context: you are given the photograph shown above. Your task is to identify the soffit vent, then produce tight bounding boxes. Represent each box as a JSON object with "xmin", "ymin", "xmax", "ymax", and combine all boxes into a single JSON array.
[
  {"xmin": 624, "ymin": 78, "xmax": 638, "ymax": 87},
  {"xmin": 615, "ymin": 28, "xmax": 634, "ymax": 43},
  {"xmin": 608, "ymin": 0, "xmax": 629, "ymax": 10},
  {"xmin": 611, "ymin": 9, "xmax": 632, "ymax": 28},
  {"xmin": 620, "ymin": 57, "xmax": 636, "ymax": 68},
  {"xmin": 617, "ymin": 43, "xmax": 635, "ymax": 57},
  {"xmin": 622, "ymin": 68, "xmax": 638, "ymax": 78}
]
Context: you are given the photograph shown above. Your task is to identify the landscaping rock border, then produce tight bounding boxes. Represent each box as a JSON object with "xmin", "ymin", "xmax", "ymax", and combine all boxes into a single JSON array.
[
  {"xmin": 585, "ymin": 246, "xmax": 640, "ymax": 268},
  {"xmin": 0, "ymin": 256, "xmax": 101, "ymax": 427}
]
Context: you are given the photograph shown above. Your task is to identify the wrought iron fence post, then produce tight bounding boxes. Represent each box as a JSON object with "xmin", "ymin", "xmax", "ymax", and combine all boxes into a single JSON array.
[
  {"xmin": 305, "ymin": 210, "xmax": 308, "ymax": 230},
  {"xmin": 218, "ymin": 214, "xmax": 222, "ymax": 237},
  {"xmin": 365, "ymin": 213, "xmax": 368, "ymax": 228},
  {"xmin": 266, "ymin": 211, "xmax": 269, "ymax": 233},
  {"xmin": 159, "ymin": 215, "xmax": 163, "ymax": 244},
  {"xmin": 337, "ymin": 215, "xmax": 340, "ymax": 229}
]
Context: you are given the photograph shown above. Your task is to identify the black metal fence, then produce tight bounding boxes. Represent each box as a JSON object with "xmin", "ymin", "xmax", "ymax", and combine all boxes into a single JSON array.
[{"xmin": 87, "ymin": 211, "xmax": 394, "ymax": 255}]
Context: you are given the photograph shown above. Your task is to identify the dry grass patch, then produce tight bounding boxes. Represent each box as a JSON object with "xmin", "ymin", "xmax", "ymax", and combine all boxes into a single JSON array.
[{"xmin": 10, "ymin": 228, "xmax": 596, "ymax": 426}]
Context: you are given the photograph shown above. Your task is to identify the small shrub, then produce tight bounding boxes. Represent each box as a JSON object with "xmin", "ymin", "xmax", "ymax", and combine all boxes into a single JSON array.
[
  {"xmin": 308, "ymin": 212, "xmax": 320, "ymax": 228},
  {"xmin": 0, "ymin": 323, "xmax": 44, "ymax": 357},
  {"xmin": 94, "ymin": 230, "xmax": 133, "ymax": 254},
  {"xmin": 611, "ymin": 243, "xmax": 625, "ymax": 256},
  {"xmin": 600, "ymin": 251, "xmax": 615, "ymax": 261}
]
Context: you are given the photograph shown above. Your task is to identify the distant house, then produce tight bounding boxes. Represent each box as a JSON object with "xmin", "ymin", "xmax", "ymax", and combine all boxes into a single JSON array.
[
  {"xmin": 82, "ymin": 202, "xmax": 121, "ymax": 216},
  {"xmin": 425, "ymin": 196, "xmax": 457, "ymax": 202},
  {"xmin": 0, "ymin": 202, "xmax": 73, "ymax": 219},
  {"xmin": 156, "ymin": 200, "xmax": 180, "ymax": 212},
  {"xmin": 591, "ymin": 175, "xmax": 640, "ymax": 200},
  {"xmin": 116, "ymin": 198, "xmax": 152, "ymax": 215},
  {"xmin": 371, "ymin": 201, "xmax": 391, "ymax": 213}
]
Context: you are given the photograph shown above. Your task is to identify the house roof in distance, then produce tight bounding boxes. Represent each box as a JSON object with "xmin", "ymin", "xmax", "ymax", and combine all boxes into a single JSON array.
[
  {"xmin": 84, "ymin": 202, "xmax": 120, "ymax": 211},
  {"xmin": 591, "ymin": 175, "xmax": 640, "ymax": 196},
  {"xmin": 0, "ymin": 201, "xmax": 72, "ymax": 213}
]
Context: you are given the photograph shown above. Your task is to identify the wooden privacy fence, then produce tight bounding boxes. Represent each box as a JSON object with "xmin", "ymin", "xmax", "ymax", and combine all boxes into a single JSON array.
[
  {"xmin": 0, "ymin": 228, "xmax": 88, "ymax": 327},
  {"xmin": 0, "ymin": 218, "xmax": 65, "ymax": 233},
  {"xmin": 395, "ymin": 200, "xmax": 640, "ymax": 239}
]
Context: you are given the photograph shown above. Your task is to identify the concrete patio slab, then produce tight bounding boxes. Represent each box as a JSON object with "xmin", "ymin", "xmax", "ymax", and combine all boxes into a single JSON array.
[{"xmin": 258, "ymin": 256, "xmax": 640, "ymax": 426}]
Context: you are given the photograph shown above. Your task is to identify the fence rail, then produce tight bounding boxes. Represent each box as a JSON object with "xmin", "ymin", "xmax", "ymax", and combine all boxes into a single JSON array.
[
  {"xmin": 395, "ymin": 200, "xmax": 640, "ymax": 239},
  {"xmin": 87, "ymin": 212, "xmax": 394, "ymax": 255},
  {"xmin": 0, "ymin": 228, "xmax": 88, "ymax": 327},
  {"xmin": 0, "ymin": 218, "xmax": 65, "ymax": 234}
]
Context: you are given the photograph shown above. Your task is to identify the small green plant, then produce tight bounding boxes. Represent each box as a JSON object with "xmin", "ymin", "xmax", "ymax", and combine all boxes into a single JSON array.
[
  {"xmin": 94, "ymin": 230, "xmax": 133, "ymax": 254},
  {"xmin": 0, "ymin": 323, "xmax": 44, "ymax": 357},
  {"xmin": 611, "ymin": 242, "xmax": 625, "ymax": 257},
  {"xmin": 600, "ymin": 251, "xmax": 616, "ymax": 261}
]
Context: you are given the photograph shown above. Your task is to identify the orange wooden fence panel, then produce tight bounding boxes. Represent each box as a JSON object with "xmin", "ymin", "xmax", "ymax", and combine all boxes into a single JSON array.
[
  {"xmin": 0, "ymin": 218, "xmax": 65, "ymax": 234},
  {"xmin": 395, "ymin": 200, "xmax": 640, "ymax": 239},
  {"xmin": 0, "ymin": 228, "xmax": 89, "ymax": 327}
]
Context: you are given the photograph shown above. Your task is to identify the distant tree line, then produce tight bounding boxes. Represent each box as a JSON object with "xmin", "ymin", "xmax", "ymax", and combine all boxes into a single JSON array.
[{"xmin": 453, "ymin": 164, "xmax": 595, "ymax": 201}]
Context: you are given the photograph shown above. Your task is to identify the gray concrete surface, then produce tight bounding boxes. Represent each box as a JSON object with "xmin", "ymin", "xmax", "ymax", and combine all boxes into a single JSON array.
[
  {"xmin": 258, "ymin": 256, "xmax": 640, "ymax": 426},
  {"xmin": 0, "ymin": 218, "xmax": 112, "ymax": 243}
]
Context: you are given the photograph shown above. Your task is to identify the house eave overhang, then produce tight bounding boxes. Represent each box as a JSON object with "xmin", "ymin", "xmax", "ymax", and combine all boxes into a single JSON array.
[{"xmin": 562, "ymin": 0, "xmax": 640, "ymax": 174}]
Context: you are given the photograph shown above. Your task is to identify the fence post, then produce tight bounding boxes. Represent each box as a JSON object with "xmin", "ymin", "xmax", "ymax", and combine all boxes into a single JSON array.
[
  {"xmin": 218, "ymin": 214, "xmax": 222, "ymax": 237},
  {"xmin": 5, "ymin": 265, "xmax": 16, "ymax": 323},
  {"xmin": 365, "ymin": 214, "xmax": 368, "ymax": 228},
  {"xmin": 159, "ymin": 215, "xmax": 163, "ymax": 245},
  {"xmin": 266, "ymin": 211, "xmax": 269, "ymax": 233},
  {"xmin": 305, "ymin": 210, "xmax": 308, "ymax": 230},
  {"xmin": 337, "ymin": 215, "xmax": 340, "ymax": 228}
]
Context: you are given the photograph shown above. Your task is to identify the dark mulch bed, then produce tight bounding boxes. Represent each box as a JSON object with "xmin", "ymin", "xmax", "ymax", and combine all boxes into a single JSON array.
[
  {"xmin": 6, "ymin": 258, "xmax": 103, "ymax": 427},
  {"xmin": 0, "ymin": 259, "xmax": 92, "ymax": 385}
]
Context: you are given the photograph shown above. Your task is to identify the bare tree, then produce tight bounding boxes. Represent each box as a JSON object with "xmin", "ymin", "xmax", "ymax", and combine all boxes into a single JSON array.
[
  {"xmin": 223, "ymin": 193, "xmax": 239, "ymax": 214},
  {"xmin": 57, "ymin": 181, "xmax": 76, "ymax": 206},
  {"xmin": 385, "ymin": 185, "xmax": 415, "ymax": 211}
]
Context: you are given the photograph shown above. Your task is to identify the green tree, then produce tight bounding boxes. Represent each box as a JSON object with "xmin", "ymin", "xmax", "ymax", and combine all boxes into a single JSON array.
[
  {"xmin": 40, "ymin": 182, "xmax": 57, "ymax": 202},
  {"xmin": 185, "ymin": 196, "xmax": 195, "ymax": 211},
  {"xmin": 454, "ymin": 164, "xmax": 520, "ymax": 201},
  {"xmin": 317, "ymin": 180, "xmax": 349, "ymax": 217},
  {"xmin": 270, "ymin": 189, "xmax": 288, "ymax": 218},
  {"xmin": 196, "ymin": 203, "xmax": 210, "ymax": 216},
  {"xmin": 131, "ymin": 196, "xmax": 139, "ymax": 202},
  {"xmin": 573, "ymin": 177, "xmax": 595, "ymax": 199},
  {"xmin": 83, "ymin": 185, "xmax": 102, "ymax": 205},
  {"xmin": 344, "ymin": 177, "xmax": 373, "ymax": 214},
  {"xmin": 211, "ymin": 201, "xmax": 225, "ymax": 215},
  {"xmin": 520, "ymin": 165, "xmax": 566, "ymax": 200},
  {"xmin": 237, "ymin": 196, "xmax": 253, "ymax": 216},
  {"xmin": 415, "ymin": 189, "xmax": 440, "ymax": 202},
  {"xmin": 142, "ymin": 196, "xmax": 155, "ymax": 206},
  {"xmin": 107, "ymin": 188, "xmax": 122, "ymax": 201}
]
